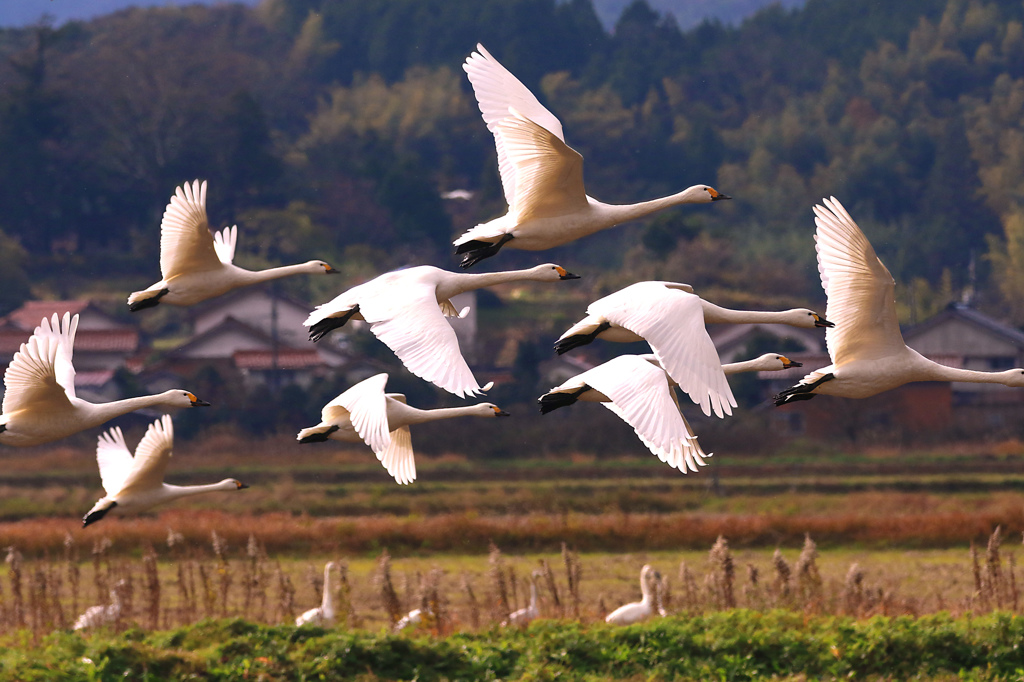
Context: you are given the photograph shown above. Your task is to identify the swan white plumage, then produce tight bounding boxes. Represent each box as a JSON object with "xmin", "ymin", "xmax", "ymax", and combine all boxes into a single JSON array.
[
  {"xmin": 776, "ymin": 197, "xmax": 1024, "ymax": 404},
  {"xmin": 504, "ymin": 571, "xmax": 542, "ymax": 627},
  {"xmin": 394, "ymin": 607, "xmax": 434, "ymax": 632},
  {"xmin": 128, "ymin": 180, "xmax": 337, "ymax": 310},
  {"xmin": 0, "ymin": 313, "xmax": 210, "ymax": 447},
  {"xmin": 82, "ymin": 415, "xmax": 249, "ymax": 526},
  {"xmin": 554, "ymin": 281, "xmax": 830, "ymax": 417},
  {"xmin": 453, "ymin": 44, "xmax": 730, "ymax": 268},
  {"xmin": 297, "ymin": 373, "xmax": 510, "ymax": 484},
  {"xmin": 605, "ymin": 565, "xmax": 660, "ymax": 625},
  {"xmin": 304, "ymin": 263, "xmax": 578, "ymax": 398},
  {"xmin": 296, "ymin": 562, "xmax": 337, "ymax": 626},
  {"xmin": 73, "ymin": 580, "xmax": 127, "ymax": 630},
  {"xmin": 539, "ymin": 353, "xmax": 800, "ymax": 472}
]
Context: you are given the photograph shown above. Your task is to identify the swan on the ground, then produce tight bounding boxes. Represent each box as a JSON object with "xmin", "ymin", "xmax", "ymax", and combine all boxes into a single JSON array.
[
  {"xmin": 503, "ymin": 571, "xmax": 542, "ymax": 627},
  {"xmin": 0, "ymin": 313, "xmax": 210, "ymax": 447},
  {"xmin": 775, "ymin": 197, "xmax": 1024, "ymax": 405},
  {"xmin": 297, "ymin": 373, "xmax": 510, "ymax": 484},
  {"xmin": 304, "ymin": 263, "xmax": 578, "ymax": 398},
  {"xmin": 453, "ymin": 45, "xmax": 729, "ymax": 268},
  {"xmin": 605, "ymin": 565, "xmax": 660, "ymax": 625},
  {"xmin": 82, "ymin": 415, "xmax": 248, "ymax": 526},
  {"xmin": 73, "ymin": 580, "xmax": 126, "ymax": 630},
  {"xmin": 128, "ymin": 180, "xmax": 337, "ymax": 310},
  {"xmin": 394, "ymin": 607, "xmax": 434, "ymax": 632},
  {"xmin": 296, "ymin": 561, "xmax": 337, "ymax": 626},
  {"xmin": 539, "ymin": 353, "xmax": 799, "ymax": 472},
  {"xmin": 554, "ymin": 281, "xmax": 830, "ymax": 417}
]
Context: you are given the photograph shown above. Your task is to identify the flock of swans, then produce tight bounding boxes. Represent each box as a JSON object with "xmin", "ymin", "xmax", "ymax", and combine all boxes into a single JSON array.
[{"xmin": 8, "ymin": 43, "xmax": 1024, "ymax": 629}]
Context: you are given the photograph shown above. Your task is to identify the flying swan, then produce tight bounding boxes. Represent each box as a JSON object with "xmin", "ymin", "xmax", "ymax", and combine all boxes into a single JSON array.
[
  {"xmin": 454, "ymin": 44, "xmax": 730, "ymax": 267},
  {"xmin": 297, "ymin": 373, "xmax": 510, "ymax": 484},
  {"xmin": 304, "ymin": 263, "xmax": 578, "ymax": 398},
  {"xmin": 82, "ymin": 414, "xmax": 249, "ymax": 526},
  {"xmin": 775, "ymin": 197, "xmax": 1024, "ymax": 404},
  {"xmin": 539, "ymin": 353, "xmax": 800, "ymax": 472},
  {"xmin": 554, "ymin": 281, "xmax": 830, "ymax": 417},
  {"xmin": 0, "ymin": 313, "xmax": 210, "ymax": 447},
  {"xmin": 128, "ymin": 180, "xmax": 338, "ymax": 310}
]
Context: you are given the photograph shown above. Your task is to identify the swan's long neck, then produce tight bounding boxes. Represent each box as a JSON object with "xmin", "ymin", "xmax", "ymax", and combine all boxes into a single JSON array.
[
  {"xmin": 165, "ymin": 481, "xmax": 238, "ymax": 498},
  {"xmin": 722, "ymin": 358, "xmax": 768, "ymax": 375},
  {"xmin": 701, "ymin": 301, "xmax": 795, "ymax": 325},
  {"xmin": 919, "ymin": 361, "xmax": 1018, "ymax": 385},
  {"xmin": 639, "ymin": 570, "xmax": 652, "ymax": 603},
  {"xmin": 237, "ymin": 263, "xmax": 316, "ymax": 285},
  {"xmin": 84, "ymin": 394, "xmax": 176, "ymax": 427},
  {"xmin": 404, "ymin": 406, "xmax": 484, "ymax": 425},
  {"xmin": 441, "ymin": 268, "xmax": 550, "ymax": 297},
  {"xmin": 599, "ymin": 190, "xmax": 700, "ymax": 225},
  {"xmin": 322, "ymin": 566, "xmax": 334, "ymax": 612},
  {"xmin": 529, "ymin": 581, "xmax": 538, "ymax": 607}
]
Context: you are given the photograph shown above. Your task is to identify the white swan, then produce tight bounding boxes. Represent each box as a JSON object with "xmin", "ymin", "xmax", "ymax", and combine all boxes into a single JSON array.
[
  {"xmin": 297, "ymin": 373, "xmax": 510, "ymax": 484},
  {"xmin": 539, "ymin": 353, "xmax": 799, "ymax": 472},
  {"xmin": 605, "ymin": 565, "xmax": 660, "ymax": 625},
  {"xmin": 296, "ymin": 561, "xmax": 337, "ymax": 626},
  {"xmin": 82, "ymin": 415, "xmax": 248, "ymax": 526},
  {"xmin": 776, "ymin": 197, "xmax": 1024, "ymax": 404},
  {"xmin": 394, "ymin": 607, "xmax": 433, "ymax": 632},
  {"xmin": 0, "ymin": 313, "xmax": 210, "ymax": 447},
  {"xmin": 304, "ymin": 263, "xmax": 578, "ymax": 397},
  {"xmin": 454, "ymin": 45, "xmax": 730, "ymax": 267},
  {"xmin": 128, "ymin": 180, "xmax": 337, "ymax": 310},
  {"xmin": 504, "ymin": 571, "xmax": 542, "ymax": 627},
  {"xmin": 73, "ymin": 580, "xmax": 126, "ymax": 630},
  {"xmin": 554, "ymin": 281, "xmax": 830, "ymax": 417}
]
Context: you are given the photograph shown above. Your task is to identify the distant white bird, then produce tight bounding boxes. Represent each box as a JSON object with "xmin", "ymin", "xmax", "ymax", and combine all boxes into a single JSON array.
[
  {"xmin": 394, "ymin": 607, "xmax": 433, "ymax": 632},
  {"xmin": 128, "ymin": 180, "xmax": 337, "ymax": 310},
  {"xmin": 554, "ymin": 281, "xmax": 830, "ymax": 417},
  {"xmin": 304, "ymin": 263, "xmax": 578, "ymax": 398},
  {"xmin": 297, "ymin": 373, "xmax": 510, "ymax": 484},
  {"xmin": 454, "ymin": 44, "xmax": 729, "ymax": 267},
  {"xmin": 0, "ymin": 313, "xmax": 210, "ymax": 447},
  {"xmin": 605, "ymin": 565, "xmax": 660, "ymax": 625},
  {"xmin": 504, "ymin": 571, "xmax": 542, "ymax": 627},
  {"xmin": 73, "ymin": 580, "xmax": 126, "ymax": 630},
  {"xmin": 82, "ymin": 415, "xmax": 248, "ymax": 526},
  {"xmin": 539, "ymin": 353, "xmax": 799, "ymax": 472},
  {"xmin": 776, "ymin": 198, "xmax": 1024, "ymax": 405},
  {"xmin": 296, "ymin": 562, "xmax": 337, "ymax": 626}
]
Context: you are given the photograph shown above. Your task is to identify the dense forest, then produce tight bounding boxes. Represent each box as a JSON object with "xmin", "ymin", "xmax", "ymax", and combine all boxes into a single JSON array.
[{"xmin": 0, "ymin": 0, "xmax": 1023, "ymax": 325}]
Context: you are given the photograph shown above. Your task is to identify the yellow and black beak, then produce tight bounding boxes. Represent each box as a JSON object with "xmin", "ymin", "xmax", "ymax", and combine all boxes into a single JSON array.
[
  {"xmin": 780, "ymin": 356, "xmax": 803, "ymax": 369},
  {"xmin": 236, "ymin": 481, "xmax": 249, "ymax": 490},
  {"xmin": 492, "ymin": 406, "xmax": 511, "ymax": 417},
  {"xmin": 709, "ymin": 187, "xmax": 732, "ymax": 201},
  {"xmin": 324, "ymin": 263, "xmax": 340, "ymax": 274},
  {"xmin": 556, "ymin": 266, "xmax": 580, "ymax": 280},
  {"xmin": 189, "ymin": 393, "xmax": 211, "ymax": 407},
  {"xmin": 813, "ymin": 314, "xmax": 835, "ymax": 328}
]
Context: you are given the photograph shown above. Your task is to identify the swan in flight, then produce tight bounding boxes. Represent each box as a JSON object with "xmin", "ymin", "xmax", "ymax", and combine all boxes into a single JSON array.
[
  {"xmin": 539, "ymin": 353, "xmax": 799, "ymax": 472},
  {"xmin": 454, "ymin": 44, "xmax": 730, "ymax": 268},
  {"xmin": 605, "ymin": 565, "xmax": 660, "ymax": 625},
  {"xmin": 394, "ymin": 607, "xmax": 434, "ymax": 632},
  {"xmin": 296, "ymin": 562, "xmax": 337, "ymax": 626},
  {"xmin": 82, "ymin": 415, "xmax": 248, "ymax": 526},
  {"xmin": 73, "ymin": 580, "xmax": 127, "ymax": 630},
  {"xmin": 297, "ymin": 373, "xmax": 510, "ymax": 484},
  {"xmin": 504, "ymin": 571, "xmax": 542, "ymax": 627},
  {"xmin": 304, "ymin": 263, "xmax": 578, "ymax": 397},
  {"xmin": 554, "ymin": 281, "xmax": 829, "ymax": 417},
  {"xmin": 0, "ymin": 313, "xmax": 210, "ymax": 447},
  {"xmin": 128, "ymin": 180, "xmax": 337, "ymax": 310},
  {"xmin": 775, "ymin": 197, "xmax": 1024, "ymax": 404}
]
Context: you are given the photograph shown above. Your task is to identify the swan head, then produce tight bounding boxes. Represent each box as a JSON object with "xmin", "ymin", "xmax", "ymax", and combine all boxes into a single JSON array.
[
  {"xmin": 752, "ymin": 353, "xmax": 803, "ymax": 371},
  {"xmin": 529, "ymin": 263, "xmax": 580, "ymax": 281},
  {"xmin": 477, "ymin": 403, "xmax": 511, "ymax": 417},
  {"xmin": 783, "ymin": 309, "xmax": 833, "ymax": 329},
  {"xmin": 222, "ymin": 479, "xmax": 249, "ymax": 490},
  {"xmin": 306, "ymin": 260, "xmax": 339, "ymax": 275},
  {"xmin": 163, "ymin": 390, "xmax": 212, "ymax": 408},
  {"xmin": 999, "ymin": 369, "xmax": 1024, "ymax": 388},
  {"xmin": 680, "ymin": 185, "xmax": 731, "ymax": 203}
]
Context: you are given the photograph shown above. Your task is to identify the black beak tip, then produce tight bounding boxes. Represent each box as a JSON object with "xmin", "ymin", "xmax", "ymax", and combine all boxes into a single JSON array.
[
  {"xmin": 238, "ymin": 482, "xmax": 250, "ymax": 490},
  {"xmin": 325, "ymin": 267, "xmax": 340, "ymax": 275},
  {"xmin": 818, "ymin": 319, "xmax": 836, "ymax": 328},
  {"xmin": 496, "ymin": 410, "xmax": 511, "ymax": 417},
  {"xmin": 713, "ymin": 193, "xmax": 732, "ymax": 201},
  {"xmin": 560, "ymin": 272, "xmax": 581, "ymax": 280},
  {"xmin": 788, "ymin": 361, "xmax": 803, "ymax": 368},
  {"xmin": 192, "ymin": 399, "xmax": 212, "ymax": 407}
]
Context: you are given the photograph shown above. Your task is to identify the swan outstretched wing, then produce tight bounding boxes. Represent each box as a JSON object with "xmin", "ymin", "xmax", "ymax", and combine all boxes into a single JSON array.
[
  {"xmin": 116, "ymin": 414, "xmax": 174, "ymax": 495},
  {"xmin": 464, "ymin": 44, "xmax": 565, "ymax": 208},
  {"xmin": 495, "ymin": 110, "xmax": 587, "ymax": 222},
  {"xmin": 2, "ymin": 313, "xmax": 78, "ymax": 414},
  {"xmin": 160, "ymin": 180, "xmax": 221, "ymax": 278},
  {"xmin": 580, "ymin": 355, "xmax": 705, "ymax": 473},
  {"xmin": 358, "ymin": 279, "xmax": 485, "ymax": 398},
  {"xmin": 589, "ymin": 283, "xmax": 734, "ymax": 418},
  {"xmin": 322, "ymin": 374, "xmax": 391, "ymax": 453},
  {"xmin": 814, "ymin": 197, "xmax": 903, "ymax": 365},
  {"xmin": 212, "ymin": 225, "xmax": 237, "ymax": 265},
  {"xmin": 94, "ymin": 426, "xmax": 134, "ymax": 497}
]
